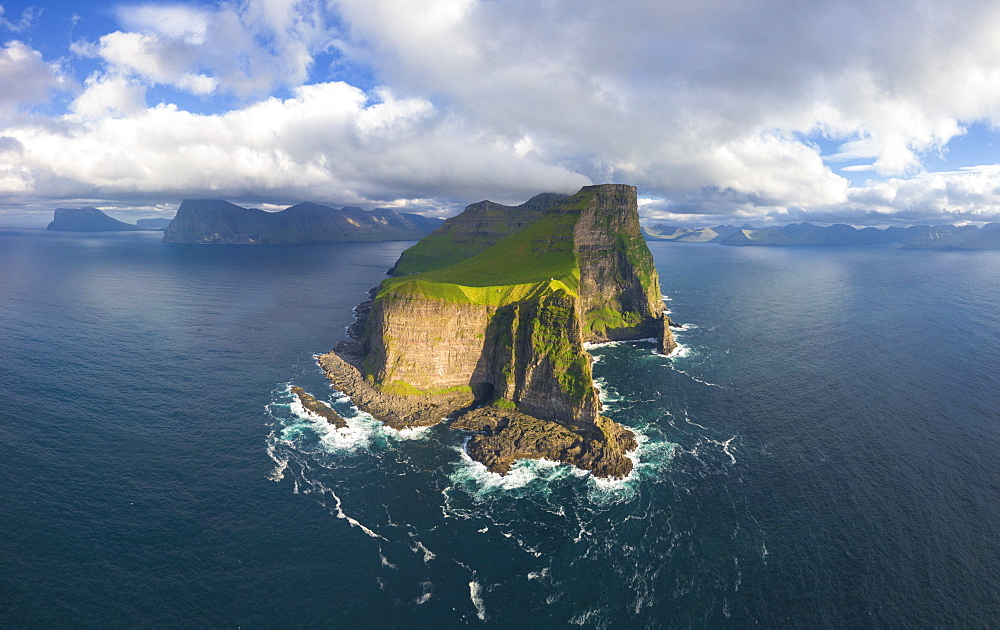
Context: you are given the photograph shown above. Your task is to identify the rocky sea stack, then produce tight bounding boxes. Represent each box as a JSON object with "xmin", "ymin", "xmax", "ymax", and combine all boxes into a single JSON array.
[{"xmin": 320, "ymin": 184, "xmax": 675, "ymax": 479}]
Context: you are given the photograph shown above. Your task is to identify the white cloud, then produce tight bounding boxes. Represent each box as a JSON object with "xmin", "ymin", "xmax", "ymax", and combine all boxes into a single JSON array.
[
  {"xmin": 327, "ymin": 0, "xmax": 1000, "ymax": 221},
  {"xmin": 0, "ymin": 5, "xmax": 39, "ymax": 32},
  {"xmin": 72, "ymin": 0, "xmax": 335, "ymax": 98},
  {"xmin": 0, "ymin": 81, "xmax": 589, "ymax": 207},
  {"xmin": 846, "ymin": 165, "xmax": 1000, "ymax": 222},
  {"xmin": 8, "ymin": 0, "xmax": 1000, "ymax": 225},
  {"xmin": 69, "ymin": 73, "xmax": 148, "ymax": 119},
  {"xmin": 0, "ymin": 41, "xmax": 71, "ymax": 114}
]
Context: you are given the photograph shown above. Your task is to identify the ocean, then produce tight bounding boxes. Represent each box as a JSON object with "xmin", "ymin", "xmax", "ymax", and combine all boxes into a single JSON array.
[{"xmin": 1, "ymin": 229, "xmax": 997, "ymax": 627}]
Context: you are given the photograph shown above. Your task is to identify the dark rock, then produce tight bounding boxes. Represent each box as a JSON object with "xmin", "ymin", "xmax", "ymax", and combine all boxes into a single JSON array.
[
  {"xmin": 290, "ymin": 386, "xmax": 347, "ymax": 428},
  {"xmin": 453, "ymin": 407, "xmax": 636, "ymax": 479}
]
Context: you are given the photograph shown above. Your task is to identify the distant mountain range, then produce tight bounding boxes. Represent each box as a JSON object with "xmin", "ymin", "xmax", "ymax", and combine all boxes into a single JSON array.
[
  {"xmin": 644, "ymin": 222, "xmax": 1000, "ymax": 250},
  {"xmin": 162, "ymin": 200, "xmax": 443, "ymax": 244},
  {"xmin": 46, "ymin": 202, "xmax": 443, "ymax": 244}
]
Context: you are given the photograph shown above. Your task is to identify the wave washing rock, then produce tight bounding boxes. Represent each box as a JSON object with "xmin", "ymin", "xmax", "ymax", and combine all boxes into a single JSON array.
[
  {"xmin": 290, "ymin": 386, "xmax": 347, "ymax": 428},
  {"xmin": 162, "ymin": 200, "xmax": 443, "ymax": 244},
  {"xmin": 319, "ymin": 184, "xmax": 676, "ymax": 479},
  {"xmin": 47, "ymin": 207, "xmax": 142, "ymax": 232}
]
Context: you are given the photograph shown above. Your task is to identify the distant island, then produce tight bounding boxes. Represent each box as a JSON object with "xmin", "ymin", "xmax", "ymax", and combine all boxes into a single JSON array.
[
  {"xmin": 46, "ymin": 207, "xmax": 174, "ymax": 232},
  {"xmin": 644, "ymin": 222, "xmax": 1000, "ymax": 250},
  {"xmin": 47, "ymin": 207, "xmax": 142, "ymax": 232},
  {"xmin": 162, "ymin": 200, "xmax": 443, "ymax": 244},
  {"xmin": 318, "ymin": 184, "xmax": 675, "ymax": 479}
]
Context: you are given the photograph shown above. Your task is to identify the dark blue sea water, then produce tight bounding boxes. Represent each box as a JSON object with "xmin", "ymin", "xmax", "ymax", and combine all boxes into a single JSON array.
[{"xmin": 1, "ymin": 230, "xmax": 998, "ymax": 628}]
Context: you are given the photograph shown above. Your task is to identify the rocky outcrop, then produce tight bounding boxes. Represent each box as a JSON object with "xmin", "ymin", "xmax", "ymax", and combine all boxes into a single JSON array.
[
  {"xmin": 317, "ymin": 351, "xmax": 473, "ymax": 428},
  {"xmin": 452, "ymin": 408, "xmax": 636, "ymax": 478},
  {"xmin": 162, "ymin": 199, "xmax": 442, "ymax": 244},
  {"xmin": 47, "ymin": 207, "xmax": 142, "ymax": 232},
  {"xmin": 290, "ymin": 386, "xmax": 348, "ymax": 428},
  {"xmin": 321, "ymin": 184, "xmax": 674, "ymax": 479}
]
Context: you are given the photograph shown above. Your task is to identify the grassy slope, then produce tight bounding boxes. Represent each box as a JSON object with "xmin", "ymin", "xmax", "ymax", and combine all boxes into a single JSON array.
[
  {"xmin": 391, "ymin": 194, "xmax": 564, "ymax": 276},
  {"xmin": 379, "ymin": 191, "xmax": 594, "ymax": 305},
  {"xmin": 390, "ymin": 221, "xmax": 501, "ymax": 276}
]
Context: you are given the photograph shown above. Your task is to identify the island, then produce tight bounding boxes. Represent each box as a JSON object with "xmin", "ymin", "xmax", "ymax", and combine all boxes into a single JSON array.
[
  {"xmin": 644, "ymin": 221, "xmax": 1000, "ymax": 249},
  {"xmin": 162, "ymin": 200, "xmax": 443, "ymax": 244},
  {"xmin": 47, "ymin": 207, "xmax": 143, "ymax": 232},
  {"xmin": 318, "ymin": 184, "xmax": 676, "ymax": 479}
]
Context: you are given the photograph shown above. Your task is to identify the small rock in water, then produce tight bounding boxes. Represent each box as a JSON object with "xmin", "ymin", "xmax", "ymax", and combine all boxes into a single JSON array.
[{"xmin": 290, "ymin": 386, "xmax": 347, "ymax": 428}]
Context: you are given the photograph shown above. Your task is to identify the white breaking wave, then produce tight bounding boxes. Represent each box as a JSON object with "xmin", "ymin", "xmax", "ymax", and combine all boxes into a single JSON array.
[
  {"xmin": 415, "ymin": 580, "xmax": 433, "ymax": 605},
  {"xmin": 450, "ymin": 445, "xmax": 585, "ymax": 493},
  {"xmin": 583, "ymin": 340, "xmax": 623, "ymax": 350},
  {"xmin": 384, "ymin": 424, "xmax": 435, "ymax": 440},
  {"xmin": 629, "ymin": 337, "xmax": 659, "ymax": 344},
  {"xmin": 593, "ymin": 377, "xmax": 624, "ymax": 405},
  {"xmin": 326, "ymin": 485, "xmax": 385, "ymax": 540},
  {"xmin": 668, "ymin": 364, "xmax": 722, "ymax": 387},
  {"xmin": 469, "ymin": 579, "xmax": 486, "ymax": 620},
  {"xmin": 410, "ymin": 537, "xmax": 436, "ymax": 564},
  {"xmin": 666, "ymin": 342, "xmax": 691, "ymax": 359}
]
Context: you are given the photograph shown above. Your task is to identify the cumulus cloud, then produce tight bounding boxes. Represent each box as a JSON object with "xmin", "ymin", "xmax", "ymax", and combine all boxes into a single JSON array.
[
  {"xmin": 72, "ymin": 0, "xmax": 335, "ymax": 98},
  {"xmin": 330, "ymin": 0, "xmax": 1000, "ymax": 220},
  {"xmin": 0, "ymin": 41, "xmax": 70, "ymax": 114},
  {"xmin": 0, "ymin": 81, "xmax": 588, "ymax": 208}
]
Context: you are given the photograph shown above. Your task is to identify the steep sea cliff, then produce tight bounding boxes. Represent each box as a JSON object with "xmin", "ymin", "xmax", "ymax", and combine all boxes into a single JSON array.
[{"xmin": 320, "ymin": 184, "xmax": 675, "ymax": 478}]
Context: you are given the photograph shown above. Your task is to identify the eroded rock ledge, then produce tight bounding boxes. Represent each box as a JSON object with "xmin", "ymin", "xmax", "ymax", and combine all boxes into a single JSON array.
[
  {"xmin": 317, "ymin": 348, "xmax": 637, "ymax": 479},
  {"xmin": 453, "ymin": 407, "xmax": 637, "ymax": 479},
  {"xmin": 318, "ymin": 348, "xmax": 473, "ymax": 429},
  {"xmin": 290, "ymin": 386, "xmax": 347, "ymax": 429}
]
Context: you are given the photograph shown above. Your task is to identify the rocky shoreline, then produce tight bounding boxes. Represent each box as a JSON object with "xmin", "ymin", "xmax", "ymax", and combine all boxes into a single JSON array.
[{"xmin": 317, "ymin": 347, "xmax": 639, "ymax": 479}]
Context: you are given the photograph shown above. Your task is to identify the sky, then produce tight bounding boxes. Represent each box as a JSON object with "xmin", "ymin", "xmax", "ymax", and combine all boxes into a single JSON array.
[{"xmin": 4, "ymin": 0, "xmax": 1000, "ymax": 227}]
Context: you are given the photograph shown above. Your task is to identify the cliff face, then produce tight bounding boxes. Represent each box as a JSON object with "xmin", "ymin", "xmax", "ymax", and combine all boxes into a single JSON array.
[
  {"xmin": 162, "ymin": 199, "xmax": 442, "ymax": 244},
  {"xmin": 322, "ymin": 184, "xmax": 675, "ymax": 478},
  {"xmin": 47, "ymin": 207, "xmax": 142, "ymax": 232},
  {"xmin": 573, "ymin": 184, "xmax": 669, "ymax": 344}
]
